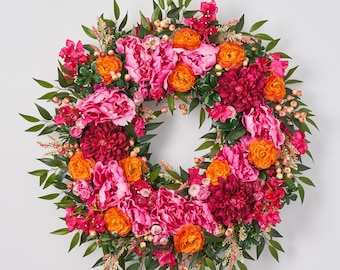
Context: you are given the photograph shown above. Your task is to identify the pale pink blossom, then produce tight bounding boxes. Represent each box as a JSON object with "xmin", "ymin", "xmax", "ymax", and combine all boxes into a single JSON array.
[
  {"xmin": 70, "ymin": 125, "xmax": 83, "ymax": 138},
  {"xmin": 242, "ymin": 105, "xmax": 285, "ymax": 149},
  {"xmin": 77, "ymin": 84, "xmax": 136, "ymax": 126},
  {"xmin": 207, "ymin": 102, "xmax": 236, "ymax": 123},
  {"xmin": 72, "ymin": 180, "xmax": 93, "ymax": 201}
]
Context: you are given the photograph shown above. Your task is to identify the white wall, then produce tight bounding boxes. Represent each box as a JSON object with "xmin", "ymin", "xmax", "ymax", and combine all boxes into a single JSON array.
[{"xmin": 0, "ymin": 0, "xmax": 337, "ymax": 269}]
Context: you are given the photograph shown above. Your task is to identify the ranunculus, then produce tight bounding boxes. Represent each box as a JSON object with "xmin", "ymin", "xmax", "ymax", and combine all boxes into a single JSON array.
[
  {"xmin": 172, "ymin": 28, "xmax": 202, "ymax": 50},
  {"xmin": 219, "ymin": 142, "xmax": 259, "ymax": 182},
  {"xmin": 104, "ymin": 207, "xmax": 132, "ymax": 236},
  {"xmin": 67, "ymin": 151, "xmax": 95, "ymax": 181},
  {"xmin": 77, "ymin": 84, "xmax": 136, "ymax": 126},
  {"xmin": 242, "ymin": 105, "xmax": 285, "ymax": 149},
  {"xmin": 264, "ymin": 75, "xmax": 286, "ymax": 102},
  {"xmin": 174, "ymin": 43, "xmax": 219, "ymax": 76},
  {"xmin": 217, "ymin": 42, "xmax": 246, "ymax": 69},
  {"xmin": 96, "ymin": 55, "xmax": 123, "ymax": 85},
  {"xmin": 173, "ymin": 224, "xmax": 205, "ymax": 254},
  {"xmin": 167, "ymin": 62, "xmax": 196, "ymax": 92},
  {"xmin": 247, "ymin": 139, "xmax": 279, "ymax": 170},
  {"xmin": 206, "ymin": 159, "xmax": 232, "ymax": 185},
  {"xmin": 80, "ymin": 122, "xmax": 129, "ymax": 164},
  {"xmin": 290, "ymin": 130, "xmax": 308, "ymax": 154},
  {"xmin": 119, "ymin": 156, "xmax": 149, "ymax": 185}
]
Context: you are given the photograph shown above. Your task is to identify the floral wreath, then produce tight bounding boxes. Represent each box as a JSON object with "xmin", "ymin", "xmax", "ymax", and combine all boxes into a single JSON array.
[{"xmin": 21, "ymin": 0, "xmax": 317, "ymax": 269}]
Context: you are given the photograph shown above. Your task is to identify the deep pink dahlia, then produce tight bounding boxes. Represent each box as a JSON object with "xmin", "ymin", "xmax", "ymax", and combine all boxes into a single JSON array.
[
  {"xmin": 216, "ymin": 64, "xmax": 266, "ymax": 113},
  {"xmin": 80, "ymin": 122, "xmax": 129, "ymax": 164}
]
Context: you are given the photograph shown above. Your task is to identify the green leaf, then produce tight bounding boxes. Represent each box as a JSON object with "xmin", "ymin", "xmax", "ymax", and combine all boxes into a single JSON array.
[
  {"xmin": 118, "ymin": 12, "xmax": 128, "ymax": 31},
  {"xmin": 199, "ymin": 107, "xmax": 206, "ymax": 128},
  {"xmin": 138, "ymin": 134, "xmax": 157, "ymax": 143},
  {"xmin": 57, "ymin": 68, "xmax": 67, "ymax": 87},
  {"xmin": 51, "ymin": 228, "xmax": 69, "ymax": 235},
  {"xmin": 81, "ymin": 25, "xmax": 97, "ymax": 39},
  {"xmin": 19, "ymin": 113, "xmax": 40, "ymax": 122},
  {"xmin": 39, "ymin": 124, "xmax": 57, "ymax": 136},
  {"xmin": 35, "ymin": 103, "xmax": 52, "ymax": 120},
  {"xmin": 113, "ymin": 0, "xmax": 120, "ymax": 20},
  {"xmin": 140, "ymin": 11, "xmax": 151, "ymax": 31},
  {"xmin": 158, "ymin": 0, "xmax": 165, "ymax": 9},
  {"xmin": 184, "ymin": 0, "xmax": 191, "ymax": 7},
  {"xmin": 167, "ymin": 95, "xmax": 175, "ymax": 114},
  {"xmin": 167, "ymin": 7, "xmax": 181, "ymax": 19},
  {"xmin": 69, "ymin": 232, "xmax": 80, "ymax": 252},
  {"xmin": 151, "ymin": 5, "xmax": 161, "ymax": 22},
  {"xmin": 183, "ymin": 10, "xmax": 198, "ymax": 18},
  {"xmin": 237, "ymin": 261, "xmax": 248, "ymax": 270},
  {"xmin": 38, "ymin": 91, "xmax": 58, "ymax": 100},
  {"xmin": 268, "ymin": 245, "xmax": 279, "ymax": 262},
  {"xmin": 25, "ymin": 124, "xmax": 44, "ymax": 132},
  {"xmin": 189, "ymin": 98, "xmax": 199, "ymax": 113},
  {"xmin": 149, "ymin": 166, "xmax": 161, "ymax": 182},
  {"xmin": 299, "ymin": 176, "xmax": 315, "ymax": 187},
  {"xmin": 269, "ymin": 240, "xmax": 285, "ymax": 252},
  {"xmin": 83, "ymin": 241, "xmax": 98, "ymax": 257},
  {"xmin": 126, "ymin": 263, "xmax": 140, "ymax": 270},
  {"xmin": 38, "ymin": 158, "xmax": 61, "ymax": 167},
  {"xmin": 269, "ymin": 228, "xmax": 283, "ymax": 238},
  {"xmin": 28, "ymin": 169, "xmax": 48, "ymax": 176},
  {"xmin": 43, "ymin": 173, "xmax": 57, "ymax": 189},
  {"xmin": 297, "ymin": 164, "xmax": 310, "ymax": 171},
  {"xmin": 284, "ymin": 65, "xmax": 298, "ymax": 80},
  {"xmin": 210, "ymin": 143, "xmax": 220, "ymax": 159},
  {"xmin": 256, "ymin": 237, "xmax": 265, "ymax": 259},
  {"xmin": 250, "ymin": 20, "xmax": 268, "ymax": 32},
  {"xmin": 145, "ymin": 122, "xmax": 163, "ymax": 131},
  {"xmin": 273, "ymin": 51, "xmax": 291, "ymax": 59},
  {"xmin": 200, "ymin": 132, "xmax": 217, "ymax": 140},
  {"xmin": 298, "ymin": 183, "xmax": 305, "ymax": 203},
  {"xmin": 234, "ymin": 14, "xmax": 244, "ymax": 33},
  {"xmin": 38, "ymin": 193, "xmax": 59, "ymax": 200},
  {"xmin": 165, "ymin": 169, "xmax": 181, "ymax": 180},
  {"xmin": 255, "ymin": 33, "xmax": 274, "ymax": 41},
  {"xmin": 33, "ymin": 78, "xmax": 54, "ymax": 88},
  {"xmin": 195, "ymin": 140, "xmax": 214, "ymax": 151},
  {"xmin": 204, "ymin": 257, "xmax": 216, "ymax": 270},
  {"xmin": 266, "ymin": 38, "xmax": 280, "ymax": 51}
]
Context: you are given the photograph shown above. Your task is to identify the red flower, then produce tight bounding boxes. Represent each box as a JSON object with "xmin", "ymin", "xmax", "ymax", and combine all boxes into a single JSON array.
[
  {"xmin": 216, "ymin": 64, "xmax": 266, "ymax": 113},
  {"xmin": 80, "ymin": 122, "xmax": 129, "ymax": 164}
]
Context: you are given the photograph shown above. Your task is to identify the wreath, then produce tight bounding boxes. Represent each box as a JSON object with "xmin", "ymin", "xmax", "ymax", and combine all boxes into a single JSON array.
[{"xmin": 21, "ymin": 0, "xmax": 317, "ymax": 269}]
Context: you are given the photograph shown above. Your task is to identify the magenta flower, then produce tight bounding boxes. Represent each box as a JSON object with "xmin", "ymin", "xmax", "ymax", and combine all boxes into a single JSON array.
[
  {"xmin": 72, "ymin": 180, "xmax": 93, "ymax": 201},
  {"xmin": 54, "ymin": 105, "xmax": 80, "ymax": 126},
  {"xmin": 270, "ymin": 53, "xmax": 288, "ymax": 78},
  {"xmin": 77, "ymin": 84, "xmax": 136, "ymax": 126},
  {"xmin": 206, "ymin": 102, "xmax": 236, "ymax": 123},
  {"xmin": 291, "ymin": 130, "xmax": 308, "ymax": 154},
  {"xmin": 242, "ymin": 104, "xmax": 285, "ymax": 149},
  {"xmin": 153, "ymin": 246, "xmax": 177, "ymax": 269}
]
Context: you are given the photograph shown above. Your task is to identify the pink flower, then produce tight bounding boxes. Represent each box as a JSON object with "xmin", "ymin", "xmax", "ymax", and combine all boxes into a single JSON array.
[
  {"xmin": 200, "ymin": 0, "xmax": 218, "ymax": 21},
  {"xmin": 70, "ymin": 125, "xmax": 83, "ymax": 138},
  {"xmin": 291, "ymin": 130, "xmax": 308, "ymax": 154},
  {"xmin": 72, "ymin": 180, "xmax": 93, "ymax": 201},
  {"xmin": 174, "ymin": 43, "xmax": 219, "ymax": 76},
  {"xmin": 206, "ymin": 102, "xmax": 236, "ymax": 123},
  {"xmin": 54, "ymin": 105, "xmax": 80, "ymax": 126},
  {"xmin": 59, "ymin": 39, "xmax": 88, "ymax": 77},
  {"xmin": 92, "ymin": 161, "xmax": 131, "ymax": 210},
  {"xmin": 132, "ymin": 116, "xmax": 146, "ymax": 137},
  {"xmin": 270, "ymin": 54, "xmax": 288, "ymax": 78},
  {"xmin": 77, "ymin": 84, "xmax": 136, "ymax": 126},
  {"xmin": 242, "ymin": 105, "xmax": 285, "ymax": 149},
  {"xmin": 219, "ymin": 142, "xmax": 259, "ymax": 182},
  {"xmin": 184, "ymin": 200, "xmax": 218, "ymax": 234},
  {"xmin": 153, "ymin": 246, "xmax": 177, "ymax": 269}
]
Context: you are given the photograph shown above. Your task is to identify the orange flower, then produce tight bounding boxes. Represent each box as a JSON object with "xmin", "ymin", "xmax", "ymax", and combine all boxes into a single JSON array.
[
  {"xmin": 174, "ymin": 224, "xmax": 205, "ymax": 254},
  {"xmin": 96, "ymin": 55, "xmax": 123, "ymax": 85},
  {"xmin": 68, "ymin": 151, "xmax": 95, "ymax": 181},
  {"xmin": 119, "ymin": 156, "xmax": 149, "ymax": 185},
  {"xmin": 172, "ymin": 28, "xmax": 202, "ymax": 50},
  {"xmin": 248, "ymin": 139, "xmax": 279, "ymax": 170},
  {"xmin": 104, "ymin": 207, "xmax": 132, "ymax": 236},
  {"xmin": 263, "ymin": 75, "xmax": 286, "ymax": 102},
  {"xmin": 206, "ymin": 159, "xmax": 231, "ymax": 185},
  {"xmin": 216, "ymin": 42, "xmax": 246, "ymax": 69},
  {"xmin": 167, "ymin": 62, "xmax": 196, "ymax": 92}
]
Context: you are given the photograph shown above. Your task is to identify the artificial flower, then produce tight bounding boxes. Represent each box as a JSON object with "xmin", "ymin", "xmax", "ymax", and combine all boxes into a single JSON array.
[
  {"xmin": 104, "ymin": 207, "xmax": 132, "ymax": 236},
  {"xmin": 67, "ymin": 151, "xmax": 95, "ymax": 181},
  {"xmin": 96, "ymin": 55, "xmax": 123, "ymax": 85},
  {"xmin": 216, "ymin": 41, "xmax": 246, "ymax": 69},
  {"xmin": 264, "ymin": 74, "xmax": 286, "ymax": 102},
  {"xmin": 172, "ymin": 28, "xmax": 202, "ymax": 50},
  {"xmin": 167, "ymin": 62, "xmax": 196, "ymax": 92},
  {"xmin": 173, "ymin": 224, "xmax": 205, "ymax": 254}
]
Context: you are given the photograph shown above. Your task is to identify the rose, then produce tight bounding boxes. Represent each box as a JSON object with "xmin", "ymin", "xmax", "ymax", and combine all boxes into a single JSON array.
[
  {"xmin": 248, "ymin": 139, "xmax": 279, "ymax": 170},
  {"xmin": 172, "ymin": 28, "xmax": 202, "ymax": 50},
  {"xmin": 216, "ymin": 42, "xmax": 246, "ymax": 69},
  {"xmin": 96, "ymin": 55, "xmax": 123, "ymax": 85},
  {"xmin": 72, "ymin": 180, "xmax": 93, "ymax": 201},
  {"xmin": 206, "ymin": 159, "xmax": 232, "ymax": 185},
  {"xmin": 104, "ymin": 207, "xmax": 132, "ymax": 236},
  {"xmin": 264, "ymin": 74, "xmax": 286, "ymax": 102},
  {"xmin": 173, "ymin": 224, "xmax": 205, "ymax": 254},
  {"xmin": 167, "ymin": 62, "xmax": 196, "ymax": 92},
  {"xmin": 119, "ymin": 156, "xmax": 149, "ymax": 185},
  {"xmin": 67, "ymin": 151, "xmax": 95, "ymax": 181}
]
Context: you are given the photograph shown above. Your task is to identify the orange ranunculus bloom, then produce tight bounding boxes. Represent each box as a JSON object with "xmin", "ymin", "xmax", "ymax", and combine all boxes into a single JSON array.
[
  {"xmin": 67, "ymin": 151, "xmax": 95, "ymax": 181},
  {"xmin": 96, "ymin": 55, "xmax": 123, "ymax": 85},
  {"xmin": 206, "ymin": 159, "xmax": 232, "ymax": 185},
  {"xmin": 248, "ymin": 139, "xmax": 279, "ymax": 170},
  {"xmin": 119, "ymin": 156, "xmax": 149, "ymax": 185},
  {"xmin": 216, "ymin": 42, "xmax": 246, "ymax": 70},
  {"xmin": 174, "ymin": 224, "xmax": 205, "ymax": 254},
  {"xmin": 104, "ymin": 207, "xmax": 132, "ymax": 236},
  {"xmin": 172, "ymin": 28, "xmax": 202, "ymax": 50},
  {"xmin": 263, "ymin": 75, "xmax": 286, "ymax": 102},
  {"xmin": 167, "ymin": 62, "xmax": 196, "ymax": 92}
]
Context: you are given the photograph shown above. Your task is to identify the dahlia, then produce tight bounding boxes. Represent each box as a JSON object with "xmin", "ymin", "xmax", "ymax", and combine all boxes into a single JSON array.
[
  {"xmin": 216, "ymin": 64, "xmax": 266, "ymax": 113},
  {"xmin": 80, "ymin": 122, "xmax": 129, "ymax": 164}
]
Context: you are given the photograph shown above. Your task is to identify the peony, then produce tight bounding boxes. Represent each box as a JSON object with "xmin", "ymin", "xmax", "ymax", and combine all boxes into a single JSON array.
[
  {"xmin": 77, "ymin": 84, "xmax": 136, "ymax": 126},
  {"xmin": 216, "ymin": 64, "xmax": 266, "ymax": 113},
  {"xmin": 80, "ymin": 122, "xmax": 129, "ymax": 164},
  {"xmin": 242, "ymin": 104, "xmax": 285, "ymax": 149}
]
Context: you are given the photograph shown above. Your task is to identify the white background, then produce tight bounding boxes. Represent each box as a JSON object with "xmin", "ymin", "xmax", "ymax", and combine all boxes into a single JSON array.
[{"xmin": 0, "ymin": 0, "xmax": 338, "ymax": 269}]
